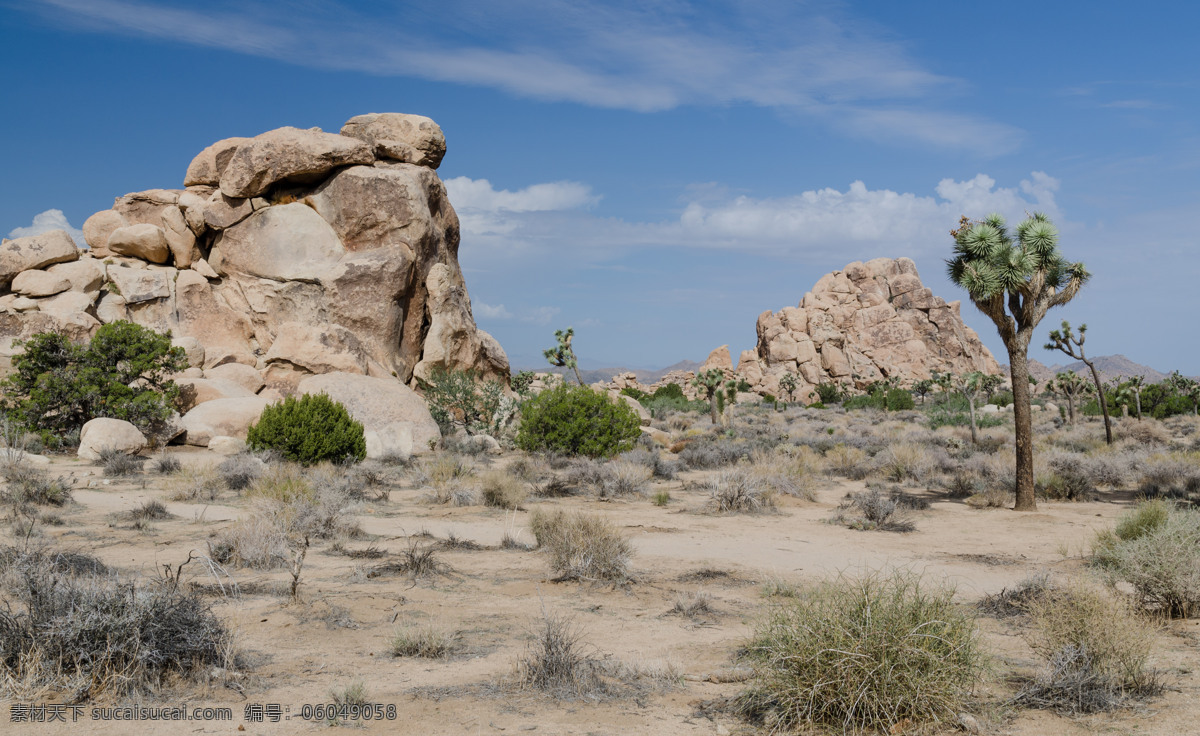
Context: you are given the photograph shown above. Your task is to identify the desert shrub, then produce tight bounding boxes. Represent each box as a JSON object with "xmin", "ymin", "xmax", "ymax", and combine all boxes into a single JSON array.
[
  {"xmin": 1137, "ymin": 453, "xmax": 1200, "ymax": 502},
  {"xmin": 99, "ymin": 448, "xmax": 142, "ymax": 477},
  {"xmin": 0, "ymin": 549, "xmax": 232, "ymax": 697},
  {"xmin": 529, "ymin": 508, "xmax": 632, "ymax": 581},
  {"xmin": 390, "ymin": 625, "xmax": 461, "ymax": 658},
  {"xmin": 679, "ymin": 437, "xmax": 747, "ymax": 469},
  {"xmin": 620, "ymin": 448, "xmax": 678, "ymax": 480},
  {"xmin": 739, "ymin": 570, "xmax": 984, "ymax": 732},
  {"xmin": 247, "ymin": 393, "xmax": 365, "ymax": 465},
  {"xmin": 831, "ymin": 488, "xmax": 915, "ymax": 532},
  {"xmin": 1037, "ymin": 457, "xmax": 1096, "ymax": 501},
  {"xmin": 745, "ymin": 456, "xmax": 816, "ymax": 501},
  {"xmin": 812, "ymin": 382, "xmax": 842, "ymax": 404},
  {"xmin": 1092, "ymin": 501, "xmax": 1200, "ymax": 616},
  {"xmin": 992, "ymin": 390, "xmax": 1014, "ymax": 408},
  {"xmin": 700, "ymin": 469, "xmax": 777, "ymax": 513},
  {"xmin": 1, "ymin": 463, "xmax": 70, "ymax": 506},
  {"xmin": 824, "ymin": 444, "xmax": 869, "ymax": 479},
  {"xmin": 217, "ymin": 452, "xmax": 265, "ymax": 491},
  {"xmin": 965, "ymin": 487, "xmax": 1011, "ymax": 509},
  {"xmin": 516, "ymin": 384, "xmax": 642, "ymax": 458},
  {"xmin": 591, "ymin": 460, "xmax": 652, "ymax": 498},
  {"xmin": 369, "ymin": 539, "xmax": 451, "ymax": 581},
  {"xmin": 670, "ymin": 592, "xmax": 715, "ymax": 618},
  {"xmin": 886, "ymin": 388, "xmax": 915, "ymax": 411},
  {"xmin": 151, "ymin": 454, "xmax": 181, "ymax": 475},
  {"xmin": 518, "ymin": 612, "xmax": 604, "ymax": 696},
  {"xmin": 1, "ymin": 322, "xmax": 188, "ymax": 445},
  {"xmin": 245, "ymin": 463, "xmax": 315, "ymax": 504},
  {"xmin": 978, "ymin": 572, "xmax": 1053, "ymax": 618},
  {"xmin": 1018, "ymin": 580, "xmax": 1160, "ymax": 713},
  {"xmin": 129, "ymin": 499, "xmax": 172, "ymax": 522},
  {"xmin": 208, "ymin": 516, "xmax": 289, "ymax": 569},
  {"xmin": 167, "ymin": 466, "xmax": 223, "ymax": 502},
  {"xmin": 479, "ymin": 470, "xmax": 528, "ymax": 509},
  {"xmin": 418, "ymin": 366, "xmax": 514, "ymax": 436},
  {"xmin": 875, "ymin": 442, "xmax": 934, "ymax": 483}
]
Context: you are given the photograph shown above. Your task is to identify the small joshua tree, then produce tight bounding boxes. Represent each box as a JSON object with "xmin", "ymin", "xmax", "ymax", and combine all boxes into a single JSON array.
[
  {"xmin": 1046, "ymin": 321, "xmax": 1112, "ymax": 445},
  {"xmin": 947, "ymin": 213, "xmax": 1088, "ymax": 511},
  {"xmin": 949, "ymin": 371, "xmax": 998, "ymax": 445},
  {"xmin": 692, "ymin": 368, "xmax": 725, "ymax": 425},
  {"xmin": 1051, "ymin": 371, "xmax": 1090, "ymax": 425},
  {"xmin": 1123, "ymin": 375, "xmax": 1145, "ymax": 421},
  {"xmin": 1167, "ymin": 371, "xmax": 1200, "ymax": 416},
  {"xmin": 911, "ymin": 379, "xmax": 934, "ymax": 405},
  {"xmin": 544, "ymin": 327, "xmax": 584, "ymax": 386},
  {"xmin": 778, "ymin": 372, "xmax": 798, "ymax": 404}
]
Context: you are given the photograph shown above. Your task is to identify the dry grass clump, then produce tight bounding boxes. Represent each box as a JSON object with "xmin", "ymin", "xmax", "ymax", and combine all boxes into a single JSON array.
[
  {"xmin": 167, "ymin": 465, "xmax": 224, "ymax": 502},
  {"xmin": 369, "ymin": 539, "xmax": 452, "ymax": 581},
  {"xmin": 1017, "ymin": 580, "xmax": 1161, "ymax": 713},
  {"xmin": 1136, "ymin": 452, "xmax": 1200, "ymax": 503},
  {"xmin": 208, "ymin": 515, "xmax": 289, "ymax": 569},
  {"xmin": 831, "ymin": 488, "xmax": 916, "ymax": 532},
  {"xmin": 965, "ymin": 487, "xmax": 1012, "ymax": 509},
  {"xmin": 1, "ymin": 462, "xmax": 70, "ymax": 507},
  {"xmin": 417, "ymin": 453, "xmax": 478, "ymax": 505},
  {"xmin": 1093, "ymin": 500, "xmax": 1200, "ymax": 617},
  {"xmin": 151, "ymin": 453, "xmax": 182, "ymax": 475},
  {"xmin": 874, "ymin": 442, "xmax": 937, "ymax": 483},
  {"xmin": 217, "ymin": 452, "xmax": 264, "ymax": 491},
  {"xmin": 670, "ymin": 591, "xmax": 715, "ymax": 618},
  {"xmin": 390, "ymin": 625, "xmax": 462, "ymax": 658},
  {"xmin": 591, "ymin": 460, "xmax": 652, "ymax": 499},
  {"xmin": 824, "ymin": 444, "xmax": 869, "ymax": 480},
  {"xmin": 529, "ymin": 508, "xmax": 633, "ymax": 582},
  {"xmin": 478, "ymin": 470, "xmax": 528, "ymax": 509},
  {"xmin": 744, "ymin": 451, "xmax": 816, "ymax": 501},
  {"xmin": 517, "ymin": 611, "xmax": 606, "ymax": 697},
  {"xmin": 738, "ymin": 569, "xmax": 984, "ymax": 733},
  {"xmin": 98, "ymin": 448, "xmax": 142, "ymax": 477},
  {"xmin": 1115, "ymin": 417, "xmax": 1171, "ymax": 447},
  {"xmin": 702, "ymin": 469, "xmax": 777, "ymax": 514},
  {"xmin": 0, "ymin": 548, "xmax": 233, "ymax": 699},
  {"xmin": 244, "ymin": 463, "xmax": 314, "ymax": 503},
  {"xmin": 620, "ymin": 448, "xmax": 679, "ymax": 480},
  {"xmin": 127, "ymin": 499, "xmax": 172, "ymax": 522},
  {"xmin": 978, "ymin": 572, "xmax": 1053, "ymax": 618}
]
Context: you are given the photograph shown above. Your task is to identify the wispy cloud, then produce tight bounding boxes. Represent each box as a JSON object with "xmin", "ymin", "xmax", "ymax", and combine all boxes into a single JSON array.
[
  {"xmin": 473, "ymin": 301, "xmax": 513, "ymax": 320},
  {"xmin": 7, "ymin": 209, "xmax": 85, "ymax": 247},
  {"xmin": 456, "ymin": 172, "xmax": 1063, "ymax": 264},
  {"xmin": 25, "ymin": 0, "xmax": 1020, "ymax": 153}
]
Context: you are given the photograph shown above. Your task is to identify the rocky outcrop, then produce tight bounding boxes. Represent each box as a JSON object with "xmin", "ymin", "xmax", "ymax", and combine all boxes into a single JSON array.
[
  {"xmin": 736, "ymin": 258, "xmax": 999, "ymax": 401},
  {"xmin": 0, "ymin": 113, "xmax": 507, "ymax": 399}
]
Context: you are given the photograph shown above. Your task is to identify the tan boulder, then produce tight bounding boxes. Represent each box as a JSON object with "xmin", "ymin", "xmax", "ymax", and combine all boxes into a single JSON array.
[
  {"xmin": 112, "ymin": 189, "xmax": 180, "ymax": 227},
  {"xmin": 173, "ymin": 270, "xmax": 256, "ymax": 368},
  {"xmin": 214, "ymin": 203, "xmax": 345, "ymax": 282},
  {"xmin": 616, "ymin": 393, "xmax": 651, "ymax": 426},
  {"xmin": 160, "ymin": 206, "xmax": 195, "ymax": 268},
  {"xmin": 411, "ymin": 263, "xmax": 510, "ymax": 385},
  {"xmin": 96, "ymin": 293, "xmax": 127, "ymax": 324},
  {"xmin": 207, "ymin": 436, "xmax": 248, "ymax": 455},
  {"xmin": 106, "ymin": 265, "xmax": 170, "ymax": 304},
  {"xmin": 701, "ymin": 344, "xmax": 733, "ymax": 372},
  {"xmin": 296, "ymin": 372, "xmax": 440, "ymax": 456},
  {"xmin": 205, "ymin": 363, "xmax": 265, "ymax": 394},
  {"xmin": 779, "ymin": 306, "xmax": 807, "ymax": 333},
  {"xmin": 171, "ymin": 336, "xmax": 206, "ymax": 368},
  {"xmin": 46, "ymin": 257, "xmax": 105, "ymax": 294},
  {"xmin": 184, "ymin": 137, "xmax": 250, "ymax": 187},
  {"xmin": 107, "ymin": 224, "xmax": 170, "ymax": 264},
  {"xmin": 820, "ymin": 345, "xmax": 851, "ymax": 377},
  {"xmin": 219, "ymin": 126, "xmax": 374, "ymax": 198},
  {"xmin": 200, "ymin": 192, "xmax": 254, "ymax": 231},
  {"xmin": 176, "ymin": 377, "xmax": 257, "ymax": 411},
  {"xmin": 341, "ymin": 113, "xmax": 446, "ymax": 169},
  {"xmin": 77, "ymin": 418, "xmax": 147, "ymax": 461},
  {"xmin": 264, "ymin": 321, "xmax": 370, "ymax": 375},
  {"xmin": 180, "ymin": 396, "xmax": 270, "ymax": 446},
  {"xmin": 35, "ymin": 291, "xmax": 96, "ymax": 324},
  {"xmin": 0, "ymin": 230, "xmax": 79, "ymax": 286},
  {"xmin": 82, "ymin": 210, "xmax": 127, "ymax": 254},
  {"xmin": 11, "ymin": 270, "xmax": 71, "ymax": 297}
]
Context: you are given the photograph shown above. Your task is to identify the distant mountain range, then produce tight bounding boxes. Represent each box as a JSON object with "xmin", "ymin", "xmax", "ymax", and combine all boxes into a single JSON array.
[
  {"xmin": 511, "ymin": 358, "xmax": 702, "ymax": 385},
  {"xmin": 1005, "ymin": 355, "xmax": 1185, "ymax": 385}
]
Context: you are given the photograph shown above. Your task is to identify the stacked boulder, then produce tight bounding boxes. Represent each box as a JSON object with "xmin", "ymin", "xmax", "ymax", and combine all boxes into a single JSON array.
[{"xmin": 0, "ymin": 113, "xmax": 508, "ymax": 454}]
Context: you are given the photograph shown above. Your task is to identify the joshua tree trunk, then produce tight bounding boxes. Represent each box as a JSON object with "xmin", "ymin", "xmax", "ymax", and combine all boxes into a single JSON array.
[
  {"xmin": 1082, "ymin": 360, "xmax": 1113, "ymax": 445},
  {"xmin": 1006, "ymin": 337, "xmax": 1037, "ymax": 512},
  {"xmin": 1134, "ymin": 391, "xmax": 1142, "ymax": 420},
  {"xmin": 708, "ymin": 391, "xmax": 719, "ymax": 425},
  {"xmin": 967, "ymin": 394, "xmax": 979, "ymax": 445},
  {"xmin": 1065, "ymin": 395, "xmax": 1076, "ymax": 424}
]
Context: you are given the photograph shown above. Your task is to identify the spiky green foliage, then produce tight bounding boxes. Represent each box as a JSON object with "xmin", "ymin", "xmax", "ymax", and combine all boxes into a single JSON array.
[
  {"xmin": 417, "ymin": 366, "xmax": 513, "ymax": 436},
  {"xmin": 1046, "ymin": 321, "xmax": 1113, "ymax": 444},
  {"xmin": 947, "ymin": 213, "xmax": 1089, "ymax": 511},
  {"xmin": 247, "ymin": 393, "xmax": 366, "ymax": 465},
  {"xmin": 543, "ymin": 327, "xmax": 583, "ymax": 385},
  {"xmin": 692, "ymin": 368, "xmax": 726, "ymax": 425},
  {"xmin": 1051, "ymin": 371, "xmax": 1091, "ymax": 424},
  {"xmin": 778, "ymin": 372, "xmax": 798, "ymax": 402},
  {"xmin": 1, "ymin": 321, "xmax": 188, "ymax": 444},
  {"xmin": 515, "ymin": 383, "xmax": 641, "ymax": 458}
]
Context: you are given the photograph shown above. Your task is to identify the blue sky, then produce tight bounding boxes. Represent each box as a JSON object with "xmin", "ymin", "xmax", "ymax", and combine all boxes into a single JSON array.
[{"xmin": 3, "ymin": 1, "xmax": 1198, "ymax": 373}]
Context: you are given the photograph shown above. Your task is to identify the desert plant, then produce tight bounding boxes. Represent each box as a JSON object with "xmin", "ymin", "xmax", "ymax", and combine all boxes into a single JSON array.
[
  {"xmin": 1046, "ymin": 321, "xmax": 1112, "ymax": 445},
  {"xmin": 167, "ymin": 466, "xmax": 223, "ymax": 502},
  {"xmin": 948, "ymin": 213, "xmax": 1089, "ymax": 510},
  {"xmin": 702, "ymin": 469, "xmax": 777, "ymax": 513},
  {"xmin": 1, "ymin": 464, "xmax": 70, "ymax": 507},
  {"xmin": 1092, "ymin": 501, "xmax": 1200, "ymax": 616},
  {"xmin": 1018, "ymin": 580, "xmax": 1160, "ymax": 712},
  {"xmin": 831, "ymin": 488, "xmax": 915, "ymax": 532},
  {"xmin": 518, "ymin": 611, "xmax": 603, "ymax": 696},
  {"xmin": 99, "ymin": 448, "xmax": 141, "ymax": 477},
  {"xmin": 217, "ymin": 452, "xmax": 264, "ymax": 491},
  {"xmin": 739, "ymin": 569, "xmax": 984, "ymax": 732},
  {"xmin": 516, "ymin": 383, "xmax": 641, "ymax": 458},
  {"xmin": 691, "ymin": 368, "xmax": 726, "ymax": 425},
  {"xmin": 977, "ymin": 572, "xmax": 1052, "ymax": 618},
  {"xmin": 478, "ymin": 470, "xmax": 528, "ymax": 509},
  {"xmin": 778, "ymin": 372, "xmax": 798, "ymax": 403},
  {"xmin": 247, "ymin": 393, "xmax": 365, "ymax": 465},
  {"xmin": 390, "ymin": 625, "xmax": 461, "ymax": 658},
  {"xmin": 591, "ymin": 460, "xmax": 652, "ymax": 498},
  {"xmin": 543, "ymin": 327, "xmax": 584, "ymax": 385},
  {"xmin": 1050, "ymin": 371, "xmax": 1089, "ymax": 425},
  {"xmin": 1, "ymin": 321, "xmax": 188, "ymax": 444},
  {"xmin": 418, "ymin": 366, "xmax": 514, "ymax": 436},
  {"xmin": 529, "ymin": 508, "xmax": 632, "ymax": 581}
]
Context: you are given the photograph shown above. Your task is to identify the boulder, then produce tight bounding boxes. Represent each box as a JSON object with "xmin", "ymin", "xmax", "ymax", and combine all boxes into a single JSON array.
[
  {"xmin": 11, "ymin": 270, "xmax": 71, "ymax": 297},
  {"xmin": 219, "ymin": 126, "xmax": 374, "ymax": 198},
  {"xmin": 173, "ymin": 270, "xmax": 256, "ymax": 368},
  {"xmin": 180, "ymin": 396, "xmax": 270, "ymax": 446},
  {"xmin": 213, "ymin": 203, "xmax": 345, "ymax": 282},
  {"xmin": 106, "ymin": 265, "xmax": 171, "ymax": 304},
  {"xmin": 296, "ymin": 372, "xmax": 439, "ymax": 455},
  {"xmin": 106, "ymin": 224, "xmax": 170, "ymax": 264},
  {"xmin": 46, "ymin": 258, "xmax": 106, "ymax": 294},
  {"xmin": 263, "ymin": 322, "xmax": 370, "ymax": 375},
  {"xmin": 200, "ymin": 193, "xmax": 254, "ymax": 231},
  {"xmin": 36, "ymin": 291, "xmax": 96, "ymax": 323},
  {"xmin": 700, "ymin": 344, "xmax": 733, "ymax": 372},
  {"xmin": 96, "ymin": 293, "xmax": 127, "ymax": 323},
  {"xmin": 616, "ymin": 393, "xmax": 651, "ymax": 426},
  {"xmin": 184, "ymin": 137, "xmax": 250, "ymax": 187},
  {"xmin": 175, "ymin": 377, "xmax": 256, "ymax": 411},
  {"xmin": 0, "ymin": 230, "xmax": 79, "ymax": 286},
  {"xmin": 207, "ymin": 436, "xmax": 247, "ymax": 455},
  {"xmin": 160, "ymin": 206, "xmax": 196, "ymax": 268},
  {"xmin": 172, "ymin": 336, "xmax": 206, "ymax": 368},
  {"xmin": 82, "ymin": 210, "xmax": 127, "ymax": 254},
  {"xmin": 340, "ymin": 113, "xmax": 447, "ymax": 169},
  {"xmin": 204, "ymin": 362, "xmax": 264, "ymax": 394},
  {"xmin": 640, "ymin": 426, "xmax": 672, "ymax": 446},
  {"xmin": 78, "ymin": 418, "xmax": 147, "ymax": 461}
]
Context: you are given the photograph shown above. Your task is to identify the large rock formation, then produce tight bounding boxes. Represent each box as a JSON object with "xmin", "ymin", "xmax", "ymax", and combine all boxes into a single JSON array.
[
  {"xmin": 0, "ymin": 113, "xmax": 508, "ymax": 400},
  {"xmin": 736, "ymin": 257, "xmax": 1000, "ymax": 401}
]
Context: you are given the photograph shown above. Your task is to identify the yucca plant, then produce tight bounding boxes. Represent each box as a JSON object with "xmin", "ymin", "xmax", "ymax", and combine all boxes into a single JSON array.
[{"xmin": 947, "ymin": 213, "xmax": 1089, "ymax": 511}]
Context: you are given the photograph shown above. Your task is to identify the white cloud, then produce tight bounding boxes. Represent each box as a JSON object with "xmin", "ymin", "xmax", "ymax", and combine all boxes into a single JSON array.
[
  {"xmin": 7, "ymin": 209, "xmax": 85, "ymax": 248},
  {"xmin": 458, "ymin": 172, "xmax": 1063, "ymax": 263},
  {"xmin": 522, "ymin": 306, "xmax": 561, "ymax": 326},
  {"xmin": 445, "ymin": 178, "xmax": 598, "ymax": 213},
  {"xmin": 473, "ymin": 301, "xmax": 513, "ymax": 320},
  {"xmin": 27, "ymin": 0, "xmax": 1020, "ymax": 154}
]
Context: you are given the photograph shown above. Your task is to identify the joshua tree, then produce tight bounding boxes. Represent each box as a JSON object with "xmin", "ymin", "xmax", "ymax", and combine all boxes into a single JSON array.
[
  {"xmin": 912, "ymin": 378, "xmax": 935, "ymax": 405},
  {"xmin": 1046, "ymin": 321, "xmax": 1111, "ymax": 445},
  {"xmin": 1050, "ymin": 371, "xmax": 1089, "ymax": 425},
  {"xmin": 692, "ymin": 368, "xmax": 725, "ymax": 425},
  {"xmin": 947, "ymin": 213, "xmax": 1088, "ymax": 511},
  {"xmin": 778, "ymin": 372, "xmax": 798, "ymax": 403},
  {"xmin": 1167, "ymin": 371, "xmax": 1200, "ymax": 415},
  {"xmin": 1123, "ymin": 375, "xmax": 1145, "ymax": 420},
  {"xmin": 947, "ymin": 371, "xmax": 994, "ymax": 446},
  {"xmin": 543, "ymin": 327, "xmax": 584, "ymax": 386}
]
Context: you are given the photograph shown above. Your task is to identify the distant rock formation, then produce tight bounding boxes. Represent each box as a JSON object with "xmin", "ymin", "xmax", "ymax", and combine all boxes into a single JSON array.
[
  {"xmin": 0, "ymin": 113, "xmax": 508, "ymax": 398},
  {"xmin": 736, "ymin": 257, "xmax": 1000, "ymax": 400}
]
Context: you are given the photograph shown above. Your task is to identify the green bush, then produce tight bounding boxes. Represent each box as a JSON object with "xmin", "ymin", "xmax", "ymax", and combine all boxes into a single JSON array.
[
  {"xmin": 739, "ymin": 569, "xmax": 984, "ymax": 732},
  {"xmin": 1, "ymin": 321, "xmax": 188, "ymax": 444},
  {"xmin": 247, "ymin": 393, "xmax": 366, "ymax": 465},
  {"xmin": 417, "ymin": 367, "xmax": 511, "ymax": 436},
  {"xmin": 516, "ymin": 384, "xmax": 641, "ymax": 458},
  {"xmin": 813, "ymin": 382, "xmax": 842, "ymax": 404},
  {"xmin": 992, "ymin": 390, "xmax": 1014, "ymax": 408},
  {"xmin": 1092, "ymin": 501, "xmax": 1200, "ymax": 617},
  {"xmin": 885, "ymin": 388, "xmax": 915, "ymax": 410}
]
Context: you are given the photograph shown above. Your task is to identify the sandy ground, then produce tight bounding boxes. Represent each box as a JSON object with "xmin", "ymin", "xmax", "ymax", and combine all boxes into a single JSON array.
[{"xmin": 4, "ymin": 449, "xmax": 1199, "ymax": 736}]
